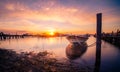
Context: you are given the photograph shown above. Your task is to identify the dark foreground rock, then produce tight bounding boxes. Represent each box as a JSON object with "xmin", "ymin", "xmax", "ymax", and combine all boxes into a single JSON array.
[{"xmin": 0, "ymin": 48, "xmax": 92, "ymax": 72}]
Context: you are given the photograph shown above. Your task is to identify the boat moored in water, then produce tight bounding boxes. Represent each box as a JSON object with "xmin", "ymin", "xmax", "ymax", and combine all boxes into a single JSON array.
[{"xmin": 66, "ymin": 35, "xmax": 89, "ymax": 43}]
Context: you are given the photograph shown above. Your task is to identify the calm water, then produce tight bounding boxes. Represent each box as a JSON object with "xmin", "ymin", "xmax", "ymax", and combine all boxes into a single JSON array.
[{"xmin": 0, "ymin": 36, "xmax": 120, "ymax": 72}]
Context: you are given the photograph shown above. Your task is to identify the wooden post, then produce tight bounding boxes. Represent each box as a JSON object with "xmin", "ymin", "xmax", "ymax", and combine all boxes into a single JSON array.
[
  {"xmin": 97, "ymin": 13, "xmax": 102, "ymax": 49},
  {"xmin": 94, "ymin": 13, "xmax": 102, "ymax": 72}
]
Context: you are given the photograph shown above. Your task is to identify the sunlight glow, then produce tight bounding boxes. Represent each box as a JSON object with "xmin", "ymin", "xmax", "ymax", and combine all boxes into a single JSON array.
[
  {"xmin": 47, "ymin": 29, "xmax": 55, "ymax": 36},
  {"xmin": 0, "ymin": 0, "xmax": 119, "ymax": 34},
  {"xmin": 49, "ymin": 31, "xmax": 54, "ymax": 36}
]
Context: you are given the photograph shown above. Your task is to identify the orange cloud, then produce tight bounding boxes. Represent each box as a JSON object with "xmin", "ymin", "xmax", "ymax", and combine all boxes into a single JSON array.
[{"xmin": 0, "ymin": 0, "xmax": 119, "ymax": 34}]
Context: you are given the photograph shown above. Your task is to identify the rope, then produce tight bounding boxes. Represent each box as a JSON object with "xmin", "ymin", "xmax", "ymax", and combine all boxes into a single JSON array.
[{"xmin": 87, "ymin": 42, "xmax": 96, "ymax": 47}]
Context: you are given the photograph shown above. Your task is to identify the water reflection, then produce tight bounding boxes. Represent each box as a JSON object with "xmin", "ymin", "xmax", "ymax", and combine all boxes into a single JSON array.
[
  {"xmin": 1, "ymin": 37, "xmax": 120, "ymax": 72},
  {"xmin": 66, "ymin": 42, "xmax": 87, "ymax": 60}
]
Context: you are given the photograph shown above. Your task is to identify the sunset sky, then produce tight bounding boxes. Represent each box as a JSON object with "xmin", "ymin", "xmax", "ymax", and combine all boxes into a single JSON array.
[{"xmin": 0, "ymin": 0, "xmax": 120, "ymax": 34}]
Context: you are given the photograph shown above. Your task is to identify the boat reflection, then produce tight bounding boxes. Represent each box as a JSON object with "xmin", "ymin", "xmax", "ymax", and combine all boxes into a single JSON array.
[{"xmin": 66, "ymin": 42, "xmax": 88, "ymax": 60}]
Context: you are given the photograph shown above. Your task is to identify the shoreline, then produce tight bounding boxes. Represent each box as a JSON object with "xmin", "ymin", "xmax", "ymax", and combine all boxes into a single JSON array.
[{"xmin": 0, "ymin": 48, "xmax": 92, "ymax": 72}]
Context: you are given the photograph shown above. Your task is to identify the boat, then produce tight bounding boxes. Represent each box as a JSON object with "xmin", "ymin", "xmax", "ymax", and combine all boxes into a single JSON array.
[
  {"xmin": 66, "ymin": 35, "xmax": 89, "ymax": 43},
  {"xmin": 66, "ymin": 42, "xmax": 87, "ymax": 60}
]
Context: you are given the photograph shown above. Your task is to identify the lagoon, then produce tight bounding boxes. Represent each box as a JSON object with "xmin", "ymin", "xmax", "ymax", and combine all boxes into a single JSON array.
[{"xmin": 0, "ymin": 36, "xmax": 120, "ymax": 72}]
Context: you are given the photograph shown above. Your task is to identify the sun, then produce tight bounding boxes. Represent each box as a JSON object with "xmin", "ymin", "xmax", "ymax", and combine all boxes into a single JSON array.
[
  {"xmin": 49, "ymin": 31, "xmax": 54, "ymax": 36},
  {"xmin": 47, "ymin": 29, "xmax": 55, "ymax": 36}
]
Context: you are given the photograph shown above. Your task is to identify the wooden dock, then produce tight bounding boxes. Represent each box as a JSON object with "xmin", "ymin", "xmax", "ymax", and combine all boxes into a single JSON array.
[
  {"xmin": 0, "ymin": 32, "xmax": 29, "ymax": 40},
  {"xmin": 102, "ymin": 36, "xmax": 120, "ymax": 47}
]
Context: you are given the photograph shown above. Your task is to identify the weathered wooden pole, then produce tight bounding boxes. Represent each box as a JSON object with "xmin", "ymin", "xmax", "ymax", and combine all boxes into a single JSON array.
[
  {"xmin": 96, "ymin": 13, "xmax": 102, "ymax": 49},
  {"xmin": 94, "ymin": 13, "xmax": 102, "ymax": 72}
]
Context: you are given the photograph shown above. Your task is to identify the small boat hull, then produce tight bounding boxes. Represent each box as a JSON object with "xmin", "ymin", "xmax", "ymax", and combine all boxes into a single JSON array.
[{"xmin": 66, "ymin": 35, "xmax": 88, "ymax": 43}]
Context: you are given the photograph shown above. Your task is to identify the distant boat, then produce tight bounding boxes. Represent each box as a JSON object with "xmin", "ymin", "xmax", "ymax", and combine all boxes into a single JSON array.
[{"xmin": 66, "ymin": 35, "xmax": 89, "ymax": 43}]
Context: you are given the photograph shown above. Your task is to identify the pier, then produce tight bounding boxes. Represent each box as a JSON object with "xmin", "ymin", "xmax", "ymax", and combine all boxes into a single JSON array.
[
  {"xmin": 0, "ymin": 32, "xmax": 29, "ymax": 40},
  {"xmin": 94, "ymin": 30, "xmax": 120, "ymax": 47},
  {"xmin": 102, "ymin": 30, "xmax": 120, "ymax": 47}
]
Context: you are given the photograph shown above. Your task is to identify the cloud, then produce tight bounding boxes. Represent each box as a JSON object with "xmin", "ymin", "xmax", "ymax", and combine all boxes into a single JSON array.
[
  {"xmin": 0, "ymin": 19, "xmax": 38, "ymax": 31},
  {"xmin": 0, "ymin": 0, "xmax": 120, "ymax": 34}
]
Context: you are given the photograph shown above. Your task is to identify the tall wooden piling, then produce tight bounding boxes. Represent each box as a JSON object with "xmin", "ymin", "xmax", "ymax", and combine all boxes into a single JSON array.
[{"xmin": 94, "ymin": 13, "xmax": 102, "ymax": 72}]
